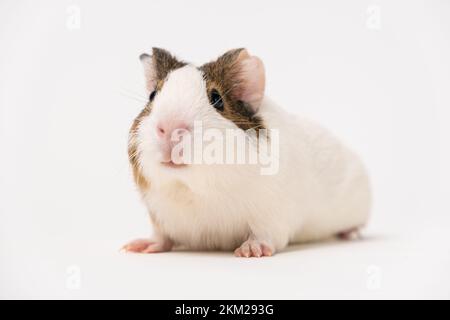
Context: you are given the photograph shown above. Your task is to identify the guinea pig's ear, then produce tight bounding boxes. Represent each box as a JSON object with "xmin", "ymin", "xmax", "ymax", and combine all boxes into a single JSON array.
[
  {"xmin": 233, "ymin": 49, "xmax": 266, "ymax": 111},
  {"xmin": 139, "ymin": 53, "xmax": 157, "ymax": 92},
  {"xmin": 139, "ymin": 48, "xmax": 185, "ymax": 92}
]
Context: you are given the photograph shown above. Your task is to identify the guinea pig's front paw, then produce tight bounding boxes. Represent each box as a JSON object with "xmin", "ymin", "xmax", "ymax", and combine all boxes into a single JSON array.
[
  {"xmin": 121, "ymin": 238, "xmax": 173, "ymax": 254},
  {"xmin": 234, "ymin": 239, "xmax": 274, "ymax": 258}
]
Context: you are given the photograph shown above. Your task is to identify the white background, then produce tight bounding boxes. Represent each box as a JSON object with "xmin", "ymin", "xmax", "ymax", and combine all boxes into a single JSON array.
[{"xmin": 1, "ymin": 0, "xmax": 449, "ymax": 299}]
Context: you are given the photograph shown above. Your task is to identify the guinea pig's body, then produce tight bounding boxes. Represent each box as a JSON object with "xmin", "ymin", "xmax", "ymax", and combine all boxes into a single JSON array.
[{"xmin": 124, "ymin": 48, "xmax": 371, "ymax": 257}]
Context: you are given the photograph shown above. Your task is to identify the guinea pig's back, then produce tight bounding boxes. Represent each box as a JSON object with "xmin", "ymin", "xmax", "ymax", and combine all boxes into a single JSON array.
[{"xmin": 259, "ymin": 98, "xmax": 371, "ymax": 242}]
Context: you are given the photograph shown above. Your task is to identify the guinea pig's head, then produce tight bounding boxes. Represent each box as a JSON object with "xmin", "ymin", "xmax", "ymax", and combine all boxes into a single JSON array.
[{"xmin": 129, "ymin": 47, "xmax": 265, "ymax": 182}]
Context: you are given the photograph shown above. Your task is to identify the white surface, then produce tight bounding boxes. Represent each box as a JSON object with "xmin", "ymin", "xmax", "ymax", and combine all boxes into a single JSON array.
[{"xmin": 1, "ymin": 0, "xmax": 449, "ymax": 299}]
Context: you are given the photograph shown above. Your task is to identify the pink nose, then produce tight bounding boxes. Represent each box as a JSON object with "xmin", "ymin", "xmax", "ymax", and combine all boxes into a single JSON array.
[{"xmin": 156, "ymin": 121, "xmax": 189, "ymax": 140}]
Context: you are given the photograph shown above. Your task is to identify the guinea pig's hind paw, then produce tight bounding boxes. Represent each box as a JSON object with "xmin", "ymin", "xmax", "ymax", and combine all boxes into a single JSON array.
[
  {"xmin": 234, "ymin": 240, "xmax": 273, "ymax": 258},
  {"xmin": 121, "ymin": 238, "xmax": 173, "ymax": 254},
  {"xmin": 336, "ymin": 227, "xmax": 362, "ymax": 241}
]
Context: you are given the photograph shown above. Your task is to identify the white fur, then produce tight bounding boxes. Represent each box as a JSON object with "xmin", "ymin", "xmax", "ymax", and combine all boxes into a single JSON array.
[{"xmin": 135, "ymin": 65, "xmax": 371, "ymax": 253}]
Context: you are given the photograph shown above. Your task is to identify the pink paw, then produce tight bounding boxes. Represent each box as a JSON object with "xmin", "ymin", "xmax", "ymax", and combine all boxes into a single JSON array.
[
  {"xmin": 121, "ymin": 238, "xmax": 172, "ymax": 254},
  {"xmin": 234, "ymin": 240, "xmax": 274, "ymax": 258}
]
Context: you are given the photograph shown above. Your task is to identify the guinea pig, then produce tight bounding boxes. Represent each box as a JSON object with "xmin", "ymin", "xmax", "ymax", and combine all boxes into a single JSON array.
[{"xmin": 122, "ymin": 48, "xmax": 371, "ymax": 257}]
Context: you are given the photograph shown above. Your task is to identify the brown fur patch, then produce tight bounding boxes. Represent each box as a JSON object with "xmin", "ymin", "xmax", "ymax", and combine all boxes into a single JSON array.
[
  {"xmin": 200, "ymin": 48, "xmax": 264, "ymax": 131},
  {"xmin": 152, "ymin": 48, "xmax": 186, "ymax": 82},
  {"xmin": 128, "ymin": 107, "xmax": 150, "ymax": 191}
]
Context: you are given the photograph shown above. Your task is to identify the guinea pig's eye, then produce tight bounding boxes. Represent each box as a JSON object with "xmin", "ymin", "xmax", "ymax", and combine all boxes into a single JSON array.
[
  {"xmin": 209, "ymin": 89, "xmax": 224, "ymax": 111},
  {"xmin": 149, "ymin": 90, "xmax": 157, "ymax": 102}
]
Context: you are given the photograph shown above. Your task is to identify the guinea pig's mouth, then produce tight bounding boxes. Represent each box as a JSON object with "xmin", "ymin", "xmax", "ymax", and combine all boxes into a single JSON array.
[{"xmin": 160, "ymin": 160, "xmax": 188, "ymax": 169}]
